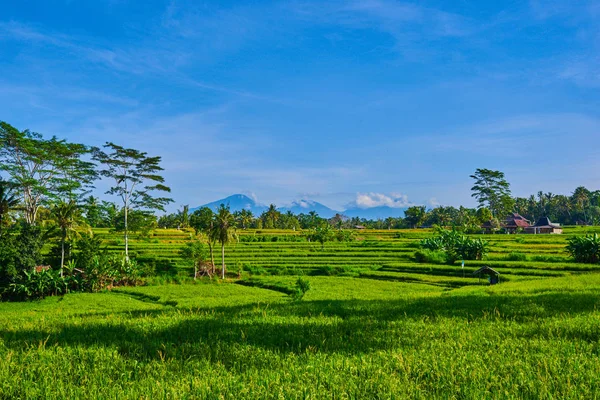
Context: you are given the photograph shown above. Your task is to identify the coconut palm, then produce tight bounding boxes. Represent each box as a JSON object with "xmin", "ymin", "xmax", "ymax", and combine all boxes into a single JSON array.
[
  {"xmin": 51, "ymin": 200, "xmax": 89, "ymax": 276},
  {"xmin": 0, "ymin": 178, "xmax": 19, "ymax": 232},
  {"xmin": 210, "ymin": 204, "xmax": 237, "ymax": 279}
]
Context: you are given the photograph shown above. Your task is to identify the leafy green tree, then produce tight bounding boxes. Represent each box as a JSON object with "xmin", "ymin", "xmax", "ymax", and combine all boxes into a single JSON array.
[
  {"xmin": 114, "ymin": 209, "xmax": 157, "ymax": 238},
  {"xmin": 93, "ymin": 142, "xmax": 173, "ymax": 257},
  {"xmin": 261, "ymin": 204, "xmax": 281, "ymax": 229},
  {"xmin": 98, "ymin": 201, "xmax": 119, "ymax": 228},
  {"xmin": 306, "ymin": 222, "xmax": 333, "ymax": 250},
  {"xmin": 0, "ymin": 178, "xmax": 19, "ymax": 232},
  {"xmin": 571, "ymin": 186, "xmax": 591, "ymax": 223},
  {"xmin": 210, "ymin": 204, "xmax": 237, "ymax": 279},
  {"xmin": 470, "ymin": 169, "xmax": 513, "ymax": 218},
  {"xmin": 404, "ymin": 206, "xmax": 426, "ymax": 228},
  {"xmin": 190, "ymin": 207, "xmax": 216, "ymax": 271},
  {"xmin": 0, "ymin": 122, "xmax": 97, "ymax": 224},
  {"xmin": 50, "ymin": 200, "xmax": 89, "ymax": 276},
  {"xmin": 180, "ymin": 240, "xmax": 208, "ymax": 280},
  {"xmin": 81, "ymin": 196, "xmax": 102, "ymax": 228},
  {"xmin": 157, "ymin": 212, "xmax": 179, "ymax": 229},
  {"xmin": 234, "ymin": 209, "xmax": 254, "ymax": 229}
]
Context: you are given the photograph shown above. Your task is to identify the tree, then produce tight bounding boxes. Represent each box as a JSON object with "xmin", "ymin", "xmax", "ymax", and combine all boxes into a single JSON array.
[
  {"xmin": 180, "ymin": 240, "xmax": 208, "ymax": 280},
  {"xmin": 50, "ymin": 200, "xmax": 89, "ymax": 276},
  {"xmin": 93, "ymin": 142, "xmax": 173, "ymax": 257},
  {"xmin": 470, "ymin": 169, "xmax": 513, "ymax": 218},
  {"xmin": 0, "ymin": 122, "xmax": 97, "ymax": 224},
  {"xmin": 210, "ymin": 204, "xmax": 237, "ymax": 279},
  {"xmin": 0, "ymin": 178, "xmax": 19, "ymax": 232},
  {"xmin": 234, "ymin": 209, "xmax": 254, "ymax": 229},
  {"xmin": 261, "ymin": 204, "xmax": 281, "ymax": 229},
  {"xmin": 177, "ymin": 205, "xmax": 190, "ymax": 229},
  {"xmin": 306, "ymin": 222, "xmax": 333, "ymax": 250},
  {"xmin": 190, "ymin": 207, "xmax": 216, "ymax": 272},
  {"xmin": 82, "ymin": 196, "xmax": 102, "ymax": 228},
  {"xmin": 572, "ymin": 186, "xmax": 591, "ymax": 223},
  {"xmin": 404, "ymin": 206, "xmax": 426, "ymax": 228}
]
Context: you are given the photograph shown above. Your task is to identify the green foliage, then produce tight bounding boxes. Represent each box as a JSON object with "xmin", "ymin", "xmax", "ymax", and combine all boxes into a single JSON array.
[
  {"xmin": 413, "ymin": 249, "xmax": 448, "ymax": 264},
  {"xmin": 419, "ymin": 229, "xmax": 489, "ymax": 264},
  {"xmin": 334, "ymin": 229, "xmax": 355, "ymax": 242},
  {"xmin": 292, "ymin": 277, "xmax": 311, "ymax": 300},
  {"xmin": 566, "ymin": 234, "xmax": 600, "ymax": 264},
  {"xmin": 0, "ymin": 122, "xmax": 97, "ymax": 224},
  {"xmin": 179, "ymin": 240, "xmax": 208, "ymax": 279},
  {"xmin": 92, "ymin": 142, "xmax": 172, "ymax": 256},
  {"xmin": 404, "ymin": 206, "xmax": 427, "ymax": 228},
  {"xmin": 4, "ymin": 275, "xmax": 600, "ymax": 397},
  {"xmin": 305, "ymin": 223, "xmax": 333, "ymax": 250},
  {"xmin": 506, "ymin": 252, "xmax": 528, "ymax": 262},
  {"xmin": 470, "ymin": 168, "xmax": 513, "ymax": 218},
  {"xmin": 3, "ymin": 269, "xmax": 72, "ymax": 300}
]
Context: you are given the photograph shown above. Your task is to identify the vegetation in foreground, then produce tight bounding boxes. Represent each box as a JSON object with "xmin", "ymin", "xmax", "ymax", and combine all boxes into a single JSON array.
[{"xmin": 1, "ymin": 274, "xmax": 600, "ymax": 399}]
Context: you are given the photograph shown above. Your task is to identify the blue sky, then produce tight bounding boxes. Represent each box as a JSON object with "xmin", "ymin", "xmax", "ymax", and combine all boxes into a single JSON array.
[{"xmin": 1, "ymin": 0, "xmax": 599, "ymax": 212}]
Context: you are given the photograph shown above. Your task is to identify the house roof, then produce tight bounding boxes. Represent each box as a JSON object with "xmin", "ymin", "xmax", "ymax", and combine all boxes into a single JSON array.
[
  {"xmin": 504, "ymin": 213, "xmax": 531, "ymax": 227},
  {"xmin": 505, "ymin": 218, "xmax": 530, "ymax": 228},
  {"xmin": 532, "ymin": 217, "xmax": 560, "ymax": 228},
  {"xmin": 472, "ymin": 266, "xmax": 500, "ymax": 276}
]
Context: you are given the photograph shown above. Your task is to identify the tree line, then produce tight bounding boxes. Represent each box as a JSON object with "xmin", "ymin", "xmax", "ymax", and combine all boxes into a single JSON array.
[{"xmin": 0, "ymin": 121, "xmax": 172, "ymax": 299}]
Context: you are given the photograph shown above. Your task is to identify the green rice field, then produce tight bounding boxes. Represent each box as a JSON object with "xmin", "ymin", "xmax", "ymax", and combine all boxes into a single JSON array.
[{"xmin": 2, "ymin": 227, "xmax": 600, "ymax": 398}]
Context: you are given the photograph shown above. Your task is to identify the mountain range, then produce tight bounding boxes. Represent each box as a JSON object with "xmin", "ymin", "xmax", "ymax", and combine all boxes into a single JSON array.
[{"xmin": 191, "ymin": 194, "xmax": 408, "ymax": 220}]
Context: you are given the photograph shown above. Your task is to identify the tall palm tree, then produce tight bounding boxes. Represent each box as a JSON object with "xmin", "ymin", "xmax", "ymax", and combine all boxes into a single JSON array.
[
  {"xmin": 51, "ymin": 200, "xmax": 88, "ymax": 276},
  {"xmin": 240, "ymin": 209, "xmax": 254, "ymax": 229},
  {"xmin": 0, "ymin": 178, "xmax": 19, "ymax": 233},
  {"xmin": 211, "ymin": 204, "xmax": 237, "ymax": 279},
  {"xmin": 177, "ymin": 205, "xmax": 190, "ymax": 229}
]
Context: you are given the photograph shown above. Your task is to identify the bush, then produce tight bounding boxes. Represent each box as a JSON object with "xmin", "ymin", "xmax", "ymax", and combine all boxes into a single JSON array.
[
  {"xmin": 419, "ymin": 229, "xmax": 489, "ymax": 264},
  {"xmin": 292, "ymin": 277, "xmax": 311, "ymax": 301},
  {"xmin": 566, "ymin": 234, "xmax": 600, "ymax": 264}
]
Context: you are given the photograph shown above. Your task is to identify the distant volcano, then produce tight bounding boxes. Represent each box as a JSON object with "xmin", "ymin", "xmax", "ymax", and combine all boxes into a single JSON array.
[{"xmin": 193, "ymin": 194, "xmax": 408, "ymax": 219}]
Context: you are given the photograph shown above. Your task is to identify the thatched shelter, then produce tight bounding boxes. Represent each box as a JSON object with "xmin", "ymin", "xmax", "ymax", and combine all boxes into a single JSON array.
[{"xmin": 473, "ymin": 266, "xmax": 500, "ymax": 285}]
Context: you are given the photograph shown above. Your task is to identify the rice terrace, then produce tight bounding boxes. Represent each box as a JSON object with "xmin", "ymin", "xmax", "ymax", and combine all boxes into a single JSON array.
[{"xmin": 3, "ymin": 1, "xmax": 600, "ymax": 399}]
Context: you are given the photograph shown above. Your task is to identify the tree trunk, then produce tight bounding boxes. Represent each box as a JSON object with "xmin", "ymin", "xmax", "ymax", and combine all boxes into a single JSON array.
[
  {"xmin": 209, "ymin": 242, "xmax": 215, "ymax": 275},
  {"xmin": 194, "ymin": 262, "xmax": 197, "ymax": 281},
  {"xmin": 221, "ymin": 243, "xmax": 225, "ymax": 279},
  {"xmin": 60, "ymin": 234, "xmax": 65, "ymax": 277},
  {"xmin": 124, "ymin": 205, "xmax": 129, "ymax": 258}
]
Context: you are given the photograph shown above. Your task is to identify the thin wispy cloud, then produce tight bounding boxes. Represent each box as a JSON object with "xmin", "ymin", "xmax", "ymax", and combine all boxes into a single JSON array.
[{"xmin": 1, "ymin": 1, "xmax": 599, "ymax": 210}]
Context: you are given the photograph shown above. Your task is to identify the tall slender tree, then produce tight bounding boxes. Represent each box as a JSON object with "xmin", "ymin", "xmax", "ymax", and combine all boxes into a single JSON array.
[
  {"xmin": 211, "ymin": 204, "xmax": 237, "ymax": 279},
  {"xmin": 93, "ymin": 142, "xmax": 172, "ymax": 257},
  {"xmin": 190, "ymin": 207, "xmax": 216, "ymax": 273}
]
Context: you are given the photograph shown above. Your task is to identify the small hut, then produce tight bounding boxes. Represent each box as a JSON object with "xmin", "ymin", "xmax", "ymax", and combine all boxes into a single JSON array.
[
  {"xmin": 473, "ymin": 266, "xmax": 500, "ymax": 285},
  {"xmin": 525, "ymin": 217, "xmax": 562, "ymax": 234}
]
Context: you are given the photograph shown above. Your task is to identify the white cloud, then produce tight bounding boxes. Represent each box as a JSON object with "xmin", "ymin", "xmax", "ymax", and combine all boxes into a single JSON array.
[
  {"xmin": 429, "ymin": 197, "xmax": 441, "ymax": 207},
  {"xmin": 352, "ymin": 192, "xmax": 411, "ymax": 209}
]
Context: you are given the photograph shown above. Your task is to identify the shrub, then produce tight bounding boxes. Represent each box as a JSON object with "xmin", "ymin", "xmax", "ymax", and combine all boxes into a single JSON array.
[
  {"xmin": 566, "ymin": 234, "xmax": 600, "ymax": 264},
  {"xmin": 418, "ymin": 229, "xmax": 489, "ymax": 264},
  {"xmin": 292, "ymin": 277, "xmax": 311, "ymax": 301}
]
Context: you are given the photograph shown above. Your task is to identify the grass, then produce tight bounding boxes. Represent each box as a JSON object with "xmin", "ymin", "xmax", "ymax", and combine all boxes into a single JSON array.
[
  {"xmin": 2, "ymin": 276, "xmax": 600, "ymax": 398},
  {"xmin": 3, "ymin": 227, "xmax": 600, "ymax": 398}
]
